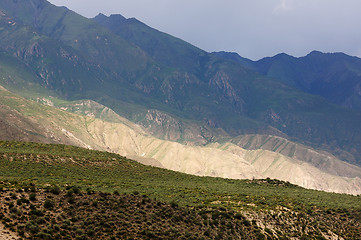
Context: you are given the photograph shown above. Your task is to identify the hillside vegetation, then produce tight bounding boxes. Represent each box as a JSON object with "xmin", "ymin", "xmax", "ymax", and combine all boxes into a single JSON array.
[
  {"xmin": 0, "ymin": 141, "xmax": 360, "ymax": 239},
  {"xmin": 1, "ymin": 87, "xmax": 361, "ymax": 194}
]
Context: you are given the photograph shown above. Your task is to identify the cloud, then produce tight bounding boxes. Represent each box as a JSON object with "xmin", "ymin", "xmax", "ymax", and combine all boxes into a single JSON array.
[{"xmin": 274, "ymin": 0, "xmax": 295, "ymax": 12}]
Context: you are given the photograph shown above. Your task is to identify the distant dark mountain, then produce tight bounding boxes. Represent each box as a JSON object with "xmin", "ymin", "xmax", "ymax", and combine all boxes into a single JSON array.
[
  {"xmin": 216, "ymin": 51, "xmax": 361, "ymax": 111},
  {"xmin": 258, "ymin": 51, "xmax": 361, "ymax": 111},
  {"xmin": 1, "ymin": 0, "xmax": 361, "ymax": 166}
]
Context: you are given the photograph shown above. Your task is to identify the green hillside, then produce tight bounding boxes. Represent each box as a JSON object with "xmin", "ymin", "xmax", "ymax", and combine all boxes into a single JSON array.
[{"xmin": 0, "ymin": 141, "xmax": 360, "ymax": 239}]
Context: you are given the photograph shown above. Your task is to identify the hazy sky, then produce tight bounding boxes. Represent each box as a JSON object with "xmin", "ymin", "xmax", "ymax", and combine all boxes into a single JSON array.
[{"xmin": 48, "ymin": 0, "xmax": 361, "ymax": 60}]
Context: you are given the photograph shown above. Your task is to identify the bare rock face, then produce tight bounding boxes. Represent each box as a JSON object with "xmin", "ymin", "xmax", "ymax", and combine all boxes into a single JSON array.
[
  {"xmin": 136, "ymin": 109, "xmax": 224, "ymax": 145},
  {"xmin": 209, "ymin": 70, "xmax": 246, "ymax": 111}
]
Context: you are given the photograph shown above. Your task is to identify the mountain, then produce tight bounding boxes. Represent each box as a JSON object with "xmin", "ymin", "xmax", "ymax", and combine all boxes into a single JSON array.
[
  {"xmin": 93, "ymin": 13, "xmax": 208, "ymax": 75},
  {"xmin": 215, "ymin": 51, "xmax": 361, "ymax": 111},
  {"xmin": 255, "ymin": 51, "xmax": 361, "ymax": 111}
]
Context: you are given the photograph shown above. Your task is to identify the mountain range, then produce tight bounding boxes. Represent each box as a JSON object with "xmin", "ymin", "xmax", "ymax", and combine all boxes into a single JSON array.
[{"xmin": 0, "ymin": 0, "xmax": 361, "ymax": 195}]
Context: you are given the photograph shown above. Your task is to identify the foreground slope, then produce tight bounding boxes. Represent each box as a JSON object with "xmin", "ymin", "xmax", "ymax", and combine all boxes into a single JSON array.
[
  {"xmin": 0, "ymin": 0, "xmax": 361, "ymax": 166},
  {"xmin": 1, "ymin": 86, "xmax": 361, "ymax": 194},
  {"xmin": 0, "ymin": 142, "xmax": 360, "ymax": 239}
]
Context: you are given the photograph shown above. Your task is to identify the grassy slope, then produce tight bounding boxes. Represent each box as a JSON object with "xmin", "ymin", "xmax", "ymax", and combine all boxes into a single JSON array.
[
  {"xmin": 0, "ymin": 141, "xmax": 360, "ymax": 239},
  {"xmin": 2, "ymin": 86, "xmax": 361, "ymax": 195}
]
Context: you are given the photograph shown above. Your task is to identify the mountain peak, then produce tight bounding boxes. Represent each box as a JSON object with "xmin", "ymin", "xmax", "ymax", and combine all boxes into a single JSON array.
[
  {"xmin": 108, "ymin": 14, "xmax": 127, "ymax": 21},
  {"xmin": 94, "ymin": 13, "xmax": 107, "ymax": 20},
  {"xmin": 93, "ymin": 13, "xmax": 128, "ymax": 25},
  {"xmin": 306, "ymin": 50, "xmax": 325, "ymax": 57},
  {"xmin": 306, "ymin": 50, "xmax": 350, "ymax": 58},
  {"xmin": 273, "ymin": 52, "xmax": 293, "ymax": 59}
]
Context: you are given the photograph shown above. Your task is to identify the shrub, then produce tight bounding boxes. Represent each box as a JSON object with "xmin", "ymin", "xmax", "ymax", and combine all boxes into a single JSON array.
[
  {"xmin": 86, "ymin": 188, "xmax": 93, "ymax": 195},
  {"xmin": 44, "ymin": 200, "xmax": 54, "ymax": 209},
  {"xmin": 91, "ymin": 200, "xmax": 98, "ymax": 207},
  {"xmin": 30, "ymin": 209, "xmax": 44, "ymax": 216},
  {"xmin": 16, "ymin": 197, "xmax": 29, "ymax": 205},
  {"xmin": 68, "ymin": 196, "xmax": 75, "ymax": 204},
  {"xmin": 170, "ymin": 200, "xmax": 178, "ymax": 208},
  {"xmin": 26, "ymin": 222, "xmax": 39, "ymax": 234},
  {"xmin": 29, "ymin": 193, "xmax": 36, "ymax": 201},
  {"xmin": 242, "ymin": 219, "xmax": 251, "ymax": 227},
  {"xmin": 9, "ymin": 206, "xmax": 18, "ymax": 214},
  {"xmin": 50, "ymin": 185, "xmax": 61, "ymax": 195},
  {"xmin": 36, "ymin": 231, "xmax": 52, "ymax": 239},
  {"xmin": 265, "ymin": 228, "xmax": 273, "ymax": 235},
  {"xmin": 72, "ymin": 187, "xmax": 81, "ymax": 194},
  {"xmin": 234, "ymin": 213, "xmax": 244, "ymax": 220},
  {"xmin": 36, "ymin": 217, "xmax": 46, "ymax": 224},
  {"xmin": 10, "ymin": 192, "xmax": 17, "ymax": 199},
  {"xmin": 66, "ymin": 189, "xmax": 74, "ymax": 197}
]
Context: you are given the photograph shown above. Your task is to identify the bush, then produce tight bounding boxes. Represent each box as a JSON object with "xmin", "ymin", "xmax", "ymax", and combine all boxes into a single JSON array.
[
  {"xmin": 30, "ymin": 209, "xmax": 44, "ymax": 217},
  {"xmin": 72, "ymin": 187, "xmax": 81, "ymax": 194},
  {"xmin": 234, "ymin": 213, "xmax": 244, "ymax": 220},
  {"xmin": 170, "ymin": 200, "xmax": 178, "ymax": 208},
  {"xmin": 91, "ymin": 200, "xmax": 98, "ymax": 207},
  {"xmin": 26, "ymin": 222, "xmax": 39, "ymax": 234},
  {"xmin": 68, "ymin": 196, "xmax": 75, "ymax": 204},
  {"xmin": 9, "ymin": 206, "xmax": 18, "ymax": 214},
  {"xmin": 29, "ymin": 193, "xmax": 36, "ymax": 201},
  {"xmin": 44, "ymin": 199, "xmax": 54, "ymax": 209},
  {"xmin": 17, "ymin": 197, "xmax": 29, "ymax": 205},
  {"xmin": 10, "ymin": 192, "xmax": 17, "ymax": 199},
  {"xmin": 36, "ymin": 231, "xmax": 52, "ymax": 239},
  {"xmin": 50, "ymin": 185, "xmax": 61, "ymax": 195},
  {"xmin": 265, "ymin": 228, "xmax": 273, "ymax": 235}
]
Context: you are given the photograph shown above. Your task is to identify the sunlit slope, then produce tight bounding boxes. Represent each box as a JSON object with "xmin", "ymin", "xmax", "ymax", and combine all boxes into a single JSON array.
[
  {"xmin": 232, "ymin": 134, "xmax": 361, "ymax": 178},
  {"xmin": 1, "ymin": 86, "xmax": 361, "ymax": 194}
]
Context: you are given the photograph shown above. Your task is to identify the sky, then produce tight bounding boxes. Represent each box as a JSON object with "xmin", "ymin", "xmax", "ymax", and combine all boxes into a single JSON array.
[{"xmin": 48, "ymin": 0, "xmax": 361, "ymax": 60}]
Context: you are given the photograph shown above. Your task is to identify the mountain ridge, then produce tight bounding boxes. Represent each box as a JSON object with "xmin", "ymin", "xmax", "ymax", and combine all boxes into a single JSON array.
[{"xmin": 215, "ymin": 50, "xmax": 361, "ymax": 111}]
